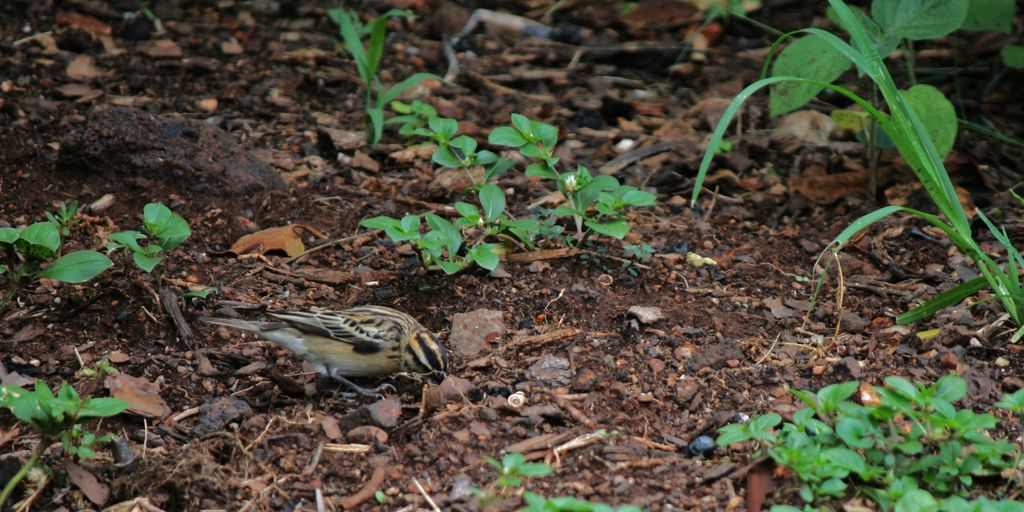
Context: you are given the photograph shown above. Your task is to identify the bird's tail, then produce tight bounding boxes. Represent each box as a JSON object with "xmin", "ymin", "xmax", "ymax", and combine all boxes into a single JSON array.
[
  {"xmin": 199, "ymin": 316, "xmax": 275, "ymax": 333},
  {"xmin": 199, "ymin": 316, "xmax": 309, "ymax": 356}
]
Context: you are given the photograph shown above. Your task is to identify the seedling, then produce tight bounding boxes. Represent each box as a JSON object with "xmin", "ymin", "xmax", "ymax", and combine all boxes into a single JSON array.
[
  {"xmin": 107, "ymin": 202, "xmax": 191, "ymax": 274},
  {"xmin": 1, "ymin": 204, "xmax": 112, "ymax": 309},
  {"xmin": 489, "ymin": 114, "xmax": 656, "ymax": 245},
  {"xmin": 717, "ymin": 375, "xmax": 1024, "ymax": 510},
  {"xmin": 44, "ymin": 200, "xmax": 79, "ymax": 238},
  {"xmin": 387, "ymin": 99, "xmax": 437, "ymax": 137},
  {"xmin": 328, "ymin": 8, "xmax": 441, "ymax": 146},
  {"xmin": 0, "ymin": 381, "xmax": 128, "ymax": 507},
  {"xmin": 521, "ymin": 493, "xmax": 645, "ymax": 512}
]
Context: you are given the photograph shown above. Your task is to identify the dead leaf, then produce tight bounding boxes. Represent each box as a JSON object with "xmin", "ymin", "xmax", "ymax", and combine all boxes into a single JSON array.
[
  {"xmin": 56, "ymin": 11, "xmax": 112, "ymax": 36},
  {"xmin": 771, "ymin": 110, "xmax": 835, "ymax": 146},
  {"xmin": 66, "ymin": 55, "xmax": 105, "ymax": 81},
  {"xmin": 790, "ymin": 169, "xmax": 867, "ymax": 205},
  {"xmin": 138, "ymin": 39, "xmax": 183, "ymax": 58},
  {"xmin": 55, "ymin": 83, "xmax": 103, "ymax": 101},
  {"xmin": 227, "ymin": 224, "xmax": 326, "ymax": 257},
  {"xmin": 66, "ymin": 461, "xmax": 110, "ymax": 505},
  {"xmin": 105, "ymin": 373, "xmax": 171, "ymax": 418}
]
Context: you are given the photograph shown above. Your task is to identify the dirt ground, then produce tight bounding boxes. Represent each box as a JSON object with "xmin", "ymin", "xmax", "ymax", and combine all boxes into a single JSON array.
[{"xmin": 2, "ymin": 0, "xmax": 1023, "ymax": 510}]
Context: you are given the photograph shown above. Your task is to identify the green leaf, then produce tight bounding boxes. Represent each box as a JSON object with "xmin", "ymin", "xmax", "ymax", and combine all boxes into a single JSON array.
[
  {"xmin": 427, "ymin": 117, "xmax": 457, "ymax": 141},
  {"xmin": 454, "ymin": 202, "xmax": 479, "ymax": 219},
  {"xmin": 132, "ymin": 251, "xmax": 164, "ymax": 273},
  {"xmin": 361, "ymin": 216, "xmax": 402, "ymax": 231},
  {"xmin": 20, "ymin": 221, "xmax": 61, "ymax": 254},
  {"xmin": 432, "ymin": 146, "xmax": 465, "ymax": 168},
  {"xmin": 872, "ymin": 0, "xmax": 969, "ymax": 40},
  {"xmin": 621, "ymin": 189, "xmax": 657, "ymax": 207},
  {"xmin": 960, "ymin": 0, "xmax": 1014, "ymax": 33},
  {"xmin": 836, "ymin": 417, "xmax": 875, "ymax": 449},
  {"xmin": 897, "ymin": 276, "xmax": 988, "ymax": 324},
  {"xmin": 894, "ymin": 489, "xmax": 939, "ymax": 512},
  {"xmin": 143, "ymin": 203, "xmax": 191, "ymax": 250},
  {"xmin": 902, "ymin": 84, "xmax": 957, "ymax": 160},
  {"xmin": 380, "ymin": 72, "xmax": 441, "ymax": 106},
  {"xmin": 716, "ymin": 424, "xmax": 751, "ymax": 445},
  {"xmin": 449, "ymin": 135, "xmax": 478, "ymax": 158},
  {"xmin": 424, "ymin": 213, "xmax": 462, "ymax": 257},
  {"xmin": 182, "ymin": 286, "xmax": 219, "ymax": 300},
  {"xmin": 885, "ymin": 376, "xmax": 919, "ymax": 400},
  {"xmin": 995, "ymin": 389, "xmax": 1024, "ymax": 412},
  {"xmin": 478, "ymin": 184, "xmax": 505, "ymax": 222},
  {"xmin": 367, "ymin": 106, "xmax": 385, "ymax": 146},
  {"xmin": 934, "ymin": 374, "xmax": 967, "ymax": 402},
  {"xmin": 586, "ymin": 220, "xmax": 631, "ymax": 239},
  {"xmin": 488, "ymin": 126, "xmax": 528, "ymax": 147},
  {"xmin": 770, "ymin": 36, "xmax": 853, "ymax": 116},
  {"xmin": 39, "ymin": 251, "xmax": 112, "ymax": 283},
  {"xmin": 468, "ymin": 244, "xmax": 499, "ymax": 271},
  {"xmin": 1002, "ymin": 44, "xmax": 1024, "ymax": 69},
  {"xmin": 510, "ymin": 114, "xmax": 533, "ymax": 138},
  {"xmin": 107, "ymin": 231, "xmax": 147, "ymax": 252},
  {"xmin": 524, "ymin": 163, "xmax": 559, "ymax": 180},
  {"xmin": 516, "ymin": 462, "xmax": 554, "ymax": 477},
  {"xmin": 0, "ymin": 227, "xmax": 17, "ymax": 244},
  {"xmin": 435, "ymin": 259, "xmax": 464, "ymax": 274}
]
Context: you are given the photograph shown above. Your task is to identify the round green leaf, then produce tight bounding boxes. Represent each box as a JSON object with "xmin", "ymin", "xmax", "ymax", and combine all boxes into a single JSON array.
[
  {"xmin": 143, "ymin": 203, "xmax": 191, "ymax": 249},
  {"xmin": 0, "ymin": 227, "xmax": 18, "ymax": 244},
  {"xmin": 1002, "ymin": 44, "xmax": 1024, "ymax": 69},
  {"xmin": 770, "ymin": 36, "xmax": 853, "ymax": 117},
  {"xmin": 873, "ymin": 0, "xmax": 968, "ymax": 40},
  {"xmin": 20, "ymin": 221, "xmax": 61, "ymax": 253},
  {"xmin": 488, "ymin": 126, "xmax": 528, "ymax": 147},
  {"xmin": 39, "ymin": 250, "xmax": 112, "ymax": 283},
  {"xmin": 478, "ymin": 184, "xmax": 505, "ymax": 222},
  {"xmin": 903, "ymin": 84, "xmax": 957, "ymax": 159}
]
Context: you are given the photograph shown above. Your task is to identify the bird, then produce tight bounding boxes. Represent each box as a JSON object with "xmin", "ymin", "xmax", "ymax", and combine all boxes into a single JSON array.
[{"xmin": 200, "ymin": 305, "xmax": 450, "ymax": 397}]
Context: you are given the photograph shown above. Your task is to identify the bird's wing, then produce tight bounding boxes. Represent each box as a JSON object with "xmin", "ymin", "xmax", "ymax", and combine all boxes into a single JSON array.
[{"xmin": 268, "ymin": 310, "xmax": 399, "ymax": 354}]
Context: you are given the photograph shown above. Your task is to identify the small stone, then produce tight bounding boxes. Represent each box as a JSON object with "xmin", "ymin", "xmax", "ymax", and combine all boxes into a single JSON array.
[
  {"xmin": 840, "ymin": 356, "xmax": 861, "ymax": 378},
  {"xmin": 347, "ymin": 425, "xmax": 388, "ymax": 444},
  {"xmin": 451, "ymin": 429, "xmax": 472, "ymax": 443},
  {"xmin": 995, "ymin": 357, "xmax": 1009, "ymax": 368},
  {"xmin": 648, "ymin": 358, "xmax": 666, "ymax": 376},
  {"xmin": 675, "ymin": 378, "xmax": 699, "ymax": 403},
  {"xmin": 438, "ymin": 375, "xmax": 474, "ymax": 404},
  {"xmin": 525, "ymin": 354, "xmax": 572, "ymax": 386},
  {"xmin": 321, "ymin": 416, "xmax": 343, "ymax": 441},
  {"xmin": 449, "ymin": 309, "xmax": 505, "ymax": 358},
  {"xmin": 108, "ymin": 350, "xmax": 130, "ymax": 364},
  {"xmin": 197, "ymin": 355, "xmax": 217, "ymax": 376},
  {"xmin": 688, "ymin": 435, "xmax": 716, "ymax": 457},
  {"xmin": 468, "ymin": 421, "xmax": 491, "ymax": 439},
  {"xmin": 939, "ymin": 351, "xmax": 959, "ymax": 369},
  {"xmin": 628, "ymin": 306, "xmax": 664, "ymax": 324},
  {"xmin": 366, "ymin": 398, "xmax": 402, "ymax": 428},
  {"xmin": 191, "ymin": 396, "xmax": 253, "ymax": 437},
  {"xmin": 811, "ymin": 364, "xmax": 826, "ymax": 375}
]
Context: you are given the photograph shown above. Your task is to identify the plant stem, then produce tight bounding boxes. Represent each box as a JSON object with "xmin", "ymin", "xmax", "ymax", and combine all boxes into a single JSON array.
[{"xmin": 0, "ymin": 440, "xmax": 47, "ymax": 507}]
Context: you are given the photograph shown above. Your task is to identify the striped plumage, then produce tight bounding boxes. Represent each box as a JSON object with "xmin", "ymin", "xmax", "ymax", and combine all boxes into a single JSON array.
[{"xmin": 200, "ymin": 305, "xmax": 449, "ymax": 396}]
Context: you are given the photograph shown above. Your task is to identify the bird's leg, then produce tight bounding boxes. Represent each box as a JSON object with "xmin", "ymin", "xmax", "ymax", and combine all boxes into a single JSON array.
[{"xmin": 328, "ymin": 371, "xmax": 396, "ymax": 397}]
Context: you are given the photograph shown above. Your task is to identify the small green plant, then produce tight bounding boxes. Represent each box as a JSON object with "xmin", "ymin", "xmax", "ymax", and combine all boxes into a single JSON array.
[
  {"xmin": 363, "ymin": 114, "xmax": 655, "ymax": 274},
  {"xmin": 717, "ymin": 375, "xmax": 1024, "ymax": 511},
  {"xmin": 107, "ymin": 202, "xmax": 191, "ymax": 274},
  {"xmin": 328, "ymin": 8, "xmax": 441, "ymax": 146},
  {"xmin": 0, "ymin": 381, "xmax": 128, "ymax": 507},
  {"xmin": 470, "ymin": 452, "xmax": 553, "ymax": 507},
  {"xmin": 1, "ymin": 205, "xmax": 112, "ymax": 309},
  {"xmin": 44, "ymin": 200, "xmax": 79, "ymax": 238},
  {"xmin": 489, "ymin": 114, "xmax": 656, "ymax": 244},
  {"xmin": 521, "ymin": 493, "xmax": 645, "ymax": 512},
  {"xmin": 387, "ymin": 99, "xmax": 437, "ymax": 137},
  {"xmin": 693, "ymin": 0, "xmax": 1024, "ymax": 337}
]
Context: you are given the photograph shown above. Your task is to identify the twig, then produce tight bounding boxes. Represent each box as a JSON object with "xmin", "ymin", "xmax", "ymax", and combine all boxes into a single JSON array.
[
  {"xmin": 550, "ymin": 392, "xmax": 596, "ymax": 427},
  {"xmin": 287, "ymin": 232, "xmax": 374, "ymax": 264},
  {"xmin": 412, "ymin": 478, "xmax": 442, "ymax": 512},
  {"xmin": 553, "ymin": 429, "xmax": 610, "ymax": 465},
  {"xmin": 507, "ymin": 328, "xmax": 580, "ymax": 349},
  {"xmin": 341, "ymin": 464, "xmax": 388, "ymax": 510},
  {"xmin": 159, "ymin": 287, "xmax": 194, "ymax": 348}
]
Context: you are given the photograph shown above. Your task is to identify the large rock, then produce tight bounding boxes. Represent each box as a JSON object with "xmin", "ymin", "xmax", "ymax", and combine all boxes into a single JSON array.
[{"xmin": 58, "ymin": 106, "xmax": 286, "ymax": 194}]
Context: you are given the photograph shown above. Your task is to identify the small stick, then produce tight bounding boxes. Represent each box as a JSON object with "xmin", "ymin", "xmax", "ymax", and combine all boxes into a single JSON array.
[
  {"xmin": 170, "ymin": 406, "xmax": 201, "ymax": 423},
  {"xmin": 413, "ymin": 478, "xmax": 442, "ymax": 512},
  {"xmin": 341, "ymin": 464, "xmax": 388, "ymax": 510},
  {"xmin": 550, "ymin": 392, "xmax": 596, "ymax": 428},
  {"xmin": 159, "ymin": 287, "xmax": 194, "ymax": 348}
]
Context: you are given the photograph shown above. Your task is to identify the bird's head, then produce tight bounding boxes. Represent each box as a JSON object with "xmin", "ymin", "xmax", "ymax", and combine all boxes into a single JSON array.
[{"xmin": 406, "ymin": 330, "xmax": 450, "ymax": 374}]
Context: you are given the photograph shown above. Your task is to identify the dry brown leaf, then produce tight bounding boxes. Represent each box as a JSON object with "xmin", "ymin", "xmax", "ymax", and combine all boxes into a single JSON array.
[
  {"xmin": 790, "ymin": 169, "xmax": 867, "ymax": 205},
  {"xmin": 66, "ymin": 55, "xmax": 106, "ymax": 81},
  {"xmin": 105, "ymin": 373, "xmax": 171, "ymax": 418},
  {"xmin": 66, "ymin": 461, "xmax": 110, "ymax": 506},
  {"xmin": 228, "ymin": 224, "xmax": 326, "ymax": 257},
  {"xmin": 56, "ymin": 11, "xmax": 112, "ymax": 36}
]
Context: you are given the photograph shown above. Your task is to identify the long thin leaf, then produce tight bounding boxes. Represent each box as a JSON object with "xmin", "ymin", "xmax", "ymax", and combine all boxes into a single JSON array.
[
  {"xmin": 381, "ymin": 72, "xmax": 442, "ymax": 106},
  {"xmin": 897, "ymin": 277, "xmax": 988, "ymax": 324}
]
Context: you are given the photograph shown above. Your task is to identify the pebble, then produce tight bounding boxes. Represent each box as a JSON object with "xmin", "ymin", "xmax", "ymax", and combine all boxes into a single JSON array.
[
  {"xmin": 347, "ymin": 425, "xmax": 388, "ymax": 444},
  {"xmin": 628, "ymin": 305, "xmax": 665, "ymax": 324},
  {"xmin": 448, "ymin": 309, "xmax": 505, "ymax": 357},
  {"xmin": 526, "ymin": 354, "xmax": 572, "ymax": 386}
]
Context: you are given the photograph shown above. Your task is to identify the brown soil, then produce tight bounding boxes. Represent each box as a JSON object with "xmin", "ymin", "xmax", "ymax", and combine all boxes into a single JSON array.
[{"xmin": 2, "ymin": 0, "xmax": 1023, "ymax": 511}]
